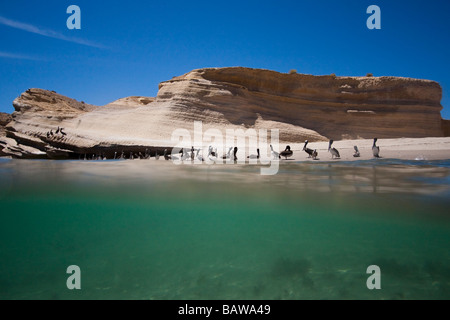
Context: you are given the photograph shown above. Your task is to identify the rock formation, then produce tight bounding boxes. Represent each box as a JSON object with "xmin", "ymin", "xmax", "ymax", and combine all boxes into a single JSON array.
[
  {"xmin": 0, "ymin": 67, "xmax": 447, "ymax": 159},
  {"xmin": 443, "ymin": 119, "xmax": 450, "ymax": 137}
]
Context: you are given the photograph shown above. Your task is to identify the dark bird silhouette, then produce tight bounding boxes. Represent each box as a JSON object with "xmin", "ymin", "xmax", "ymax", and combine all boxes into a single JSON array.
[
  {"xmin": 372, "ymin": 138, "xmax": 380, "ymax": 158},
  {"xmin": 303, "ymin": 140, "xmax": 314, "ymax": 158},
  {"xmin": 222, "ymin": 147, "xmax": 233, "ymax": 160},
  {"xmin": 247, "ymin": 149, "xmax": 260, "ymax": 159},
  {"xmin": 328, "ymin": 140, "xmax": 340, "ymax": 159},
  {"xmin": 280, "ymin": 145, "xmax": 293, "ymax": 160},
  {"xmin": 196, "ymin": 149, "xmax": 205, "ymax": 162}
]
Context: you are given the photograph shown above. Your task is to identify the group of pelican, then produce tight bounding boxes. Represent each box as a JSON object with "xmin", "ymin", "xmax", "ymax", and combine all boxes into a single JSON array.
[
  {"xmin": 270, "ymin": 138, "xmax": 381, "ymax": 161},
  {"xmin": 80, "ymin": 139, "xmax": 381, "ymax": 162},
  {"xmin": 162, "ymin": 146, "xmax": 239, "ymax": 162},
  {"xmin": 46, "ymin": 127, "xmax": 66, "ymax": 139}
]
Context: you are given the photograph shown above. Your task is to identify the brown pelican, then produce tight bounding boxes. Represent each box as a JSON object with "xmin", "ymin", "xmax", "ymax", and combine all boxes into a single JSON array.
[
  {"xmin": 222, "ymin": 147, "xmax": 233, "ymax": 160},
  {"xmin": 312, "ymin": 149, "xmax": 318, "ymax": 160},
  {"xmin": 233, "ymin": 147, "xmax": 238, "ymax": 161},
  {"xmin": 196, "ymin": 149, "xmax": 205, "ymax": 162},
  {"xmin": 328, "ymin": 140, "xmax": 340, "ymax": 159},
  {"xmin": 353, "ymin": 146, "xmax": 361, "ymax": 158},
  {"xmin": 372, "ymin": 138, "xmax": 380, "ymax": 158},
  {"xmin": 181, "ymin": 148, "xmax": 190, "ymax": 161},
  {"xmin": 270, "ymin": 145, "xmax": 279, "ymax": 159},
  {"xmin": 60, "ymin": 128, "xmax": 66, "ymax": 136},
  {"xmin": 56, "ymin": 127, "xmax": 60, "ymax": 134},
  {"xmin": 163, "ymin": 149, "xmax": 170, "ymax": 160},
  {"xmin": 208, "ymin": 146, "xmax": 218, "ymax": 162},
  {"xmin": 208, "ymin": 146, "xmax": 217, "ymax": 158},
  {"xmin": 164, "ymin": 149, "xmax": 179, "ymax": 161},
  {"xmin": 280, "ymin": 146, "xmax": 293, "ymax": 160},
  {"xmin": 247, "ymin": 149, "xmax": 260, "ymax": 159},
  {"xmin": 303, "ymin": 140, "xmax": 314, "ymax": 158}
]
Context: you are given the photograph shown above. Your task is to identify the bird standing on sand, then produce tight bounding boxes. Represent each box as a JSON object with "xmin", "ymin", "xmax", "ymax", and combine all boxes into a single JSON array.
[
  {"xmin": 247, "ymin": 149, "xmax": 260, "ymax": 160},
  {"xmin": 372, "ymin": 138, "xmax": 380, "ymax": 158},
  {"xmin": 181, "ymin": 148, "xmax": 190, "ymax": 161},
  {"xmin": 270, "ymin": 145, "xmax": 279, "ymax": 160},
  {"xmin": 164, "ymin": 149, "xmax": 170, "ymax": 160},
  {"xmin": 196, "ymin": 149, "xmax": 205, "ymax": 162},
  {"xmin": 56, "ymin": 127, "xmax": 60, "ymax": 134},
  {"xmin": 353, "ymin": 146, "xmax": 360, "ymax": 158},
  {"xmin": 60, "ymin": 128, "xmax": 67, "ymax": 136},
  {"xmin": 155, "ymin": 150, "xmax": 160, "ymax": 160},
  {"xmin": 208, "ymin": 146, "xmax": 218, "ymax": 162},
  {"xmin": 222, "ymin": 147, "xmax": 233, "ymax": 160},
  {"xmin": 233, "ymin": 147, "xmax": 238, "ymax": 161},
  {"xmin": 312, "ymin": 149, "xmax": 318, "ymax": 160},
  {"xmin": 164, "ymin": 149, "xmax": 179, "ymax": 161},
  {"xmin": 303, "ymin": 141, "xmax": 314, "ymax": 158},
  {"xmin": 280, "ymin": 146, "xmax": 293, "ymax": 160},
  {"xmin": 208, "ymin": 146, "xmax": 218, "ymax": 158},
  {"xmin": 328, "ymin": 140, "xmax": 340, "ymax": 159}
]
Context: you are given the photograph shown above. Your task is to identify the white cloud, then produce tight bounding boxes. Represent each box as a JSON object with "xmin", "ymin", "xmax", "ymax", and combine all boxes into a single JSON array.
[
  {"xmin": 0, "ymin": 51, "xmax": 43, "ymax": 61},
  {"xmin": 0, "ymin": 15, "xmax": 106, "ymax": 49}
]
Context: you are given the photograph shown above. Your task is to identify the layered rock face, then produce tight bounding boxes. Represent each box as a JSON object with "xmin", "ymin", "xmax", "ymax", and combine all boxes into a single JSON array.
[
  {"xmin": 161, "ymin": 68, "xmax": 444, "ymax": 140},
  {"xmin": 0, "ymin": 67, "xmax": 447, "ymax": 159},
  {"xmin": 443, "ymin": 120, "xmax": 450, "ymax": 137}
]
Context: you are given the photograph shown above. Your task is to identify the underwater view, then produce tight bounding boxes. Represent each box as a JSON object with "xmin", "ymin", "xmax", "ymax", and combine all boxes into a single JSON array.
[{"xmin": 0, "ymin": 158, "xmax": 449, "ymax": 300}]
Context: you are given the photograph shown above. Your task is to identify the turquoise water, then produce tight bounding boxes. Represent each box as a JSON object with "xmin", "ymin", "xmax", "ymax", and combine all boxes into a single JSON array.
[{"xmin": 0, "ymin": 158, "xmax": 449, "ymax": 300}]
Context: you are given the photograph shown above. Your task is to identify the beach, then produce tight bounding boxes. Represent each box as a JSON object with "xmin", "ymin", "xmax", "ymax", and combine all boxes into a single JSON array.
[{"xmin": 286, "ymin": 137, "xmax": 450, "ymax": 162}]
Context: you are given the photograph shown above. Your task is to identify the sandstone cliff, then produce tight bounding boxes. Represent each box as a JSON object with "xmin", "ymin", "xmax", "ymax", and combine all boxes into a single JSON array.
[
  {"xmin": 443, "ymin": 119, "xmax": 450, "ymax": 137},
  {"xmin": 0, "ymin": 67, "xmax": 447, "ymax": 159}
]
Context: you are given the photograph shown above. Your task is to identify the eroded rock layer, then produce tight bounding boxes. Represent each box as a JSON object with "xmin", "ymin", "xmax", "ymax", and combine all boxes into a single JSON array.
[{"xmin": 0, "ymin": 67, "xmax": 447, "ymax": 159}]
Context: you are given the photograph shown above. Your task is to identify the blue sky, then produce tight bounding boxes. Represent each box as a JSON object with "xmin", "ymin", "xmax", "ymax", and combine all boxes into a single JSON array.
[{"xmin": 0, "ymin": 0, "xmax": 449, "ymax": 118}]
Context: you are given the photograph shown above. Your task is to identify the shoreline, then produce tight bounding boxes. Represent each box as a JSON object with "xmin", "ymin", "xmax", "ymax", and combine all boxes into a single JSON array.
[
  {"xmin": 285, "ymin": 137, "xmax": 450, "ymax": 162},
  {"xmin": 1, "ymin": 137, "xmax": 449, "ymax": 162}
]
